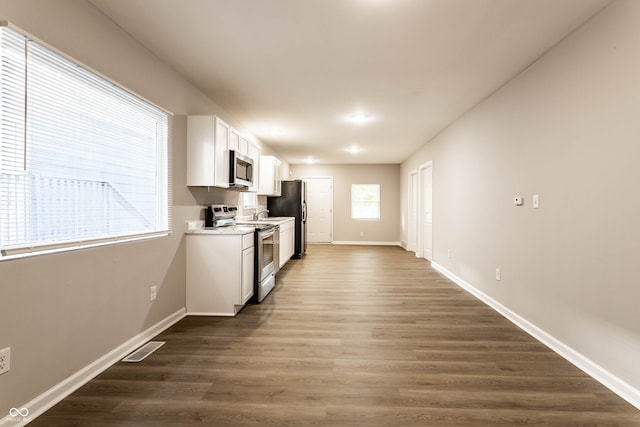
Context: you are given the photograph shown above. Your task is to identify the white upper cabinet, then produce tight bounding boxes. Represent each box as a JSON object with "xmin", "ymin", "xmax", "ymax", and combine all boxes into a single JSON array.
[
  {"xmin": 240, "ymin": 135, "xmax": 250, "ymax": 155},
  {"xmin": 187, "ymin": 115, "xmax": 230, "ymax": 187},
  {"xmin": 247, "ymin": 140, "xmax": 261, "ymax": 192},
  {"xmin": 229, "ymin": 127, "xmax": 241, "ymax": 152},
  {"xmin": 258, "ymin": 155, "xmax": 281, "ymax": 196}
]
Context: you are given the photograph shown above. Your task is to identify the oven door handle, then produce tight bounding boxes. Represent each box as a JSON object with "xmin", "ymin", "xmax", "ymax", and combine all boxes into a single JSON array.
[{"xmin": 261, "ymin": 229, "xmax": 276, "ymax": 239}]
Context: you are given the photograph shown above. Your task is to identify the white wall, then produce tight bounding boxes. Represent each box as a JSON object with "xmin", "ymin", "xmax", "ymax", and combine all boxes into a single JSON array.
[
  {"xmin": 291, "ymin": 164, "xmax": 400, "ymax": 243},
  {"xmin": 401, "ymin": 0, "xmax": 640, "ymax": 399},
  {"xmin": 0, "ymin": 0, "xmax": 274, "ymax": 416},
  {"xmin": 3, "ymin": 0, "xmax": 639, "ymax": 416}
]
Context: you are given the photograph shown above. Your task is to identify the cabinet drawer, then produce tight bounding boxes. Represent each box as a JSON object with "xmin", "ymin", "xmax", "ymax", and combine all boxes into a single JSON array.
[
  {"xmin": 280, "ymin": 219, "xmax": 294, "ymax": 232},
  {"xmin": 242, "ymin": 232, "xmax": 254, "ymax": 249}
]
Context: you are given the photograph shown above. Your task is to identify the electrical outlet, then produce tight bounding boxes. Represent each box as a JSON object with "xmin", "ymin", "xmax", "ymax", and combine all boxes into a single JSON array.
[
  {"xmin": 447, "ymin": 249, "xmax": 452, "ymax": 259},
  {"xmin": 360, "ymin": 231, "xmax": 364, "ymax": 237},
  {"xmin": 495, "ymin": 268, "xmax": 501, "ymax": 281},
  {"xmin": 0, "ymin": 347, "xmax": 10, "ymax": 375},
  {"xmin": 150, "ymin": 286, "xmax": 157, "ymax": 301}
]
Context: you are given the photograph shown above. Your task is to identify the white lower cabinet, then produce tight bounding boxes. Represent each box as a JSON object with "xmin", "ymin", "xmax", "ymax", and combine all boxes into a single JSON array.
[
  {"xmin": 187, "ymin": 232, "xmax": 254, "ymax": 316},
  {"xmin": 278, "ymin": 219, "xmax": 295, "ymax": 269},
  {"xmin": 241, "ymin": 245, "xmax": 255, "ymax": 303}
]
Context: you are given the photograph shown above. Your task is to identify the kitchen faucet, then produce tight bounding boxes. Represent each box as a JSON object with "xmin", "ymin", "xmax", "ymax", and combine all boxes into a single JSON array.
[{"xmin": 254, "ymin": 209, "xmax": 269, "ymax": 220}]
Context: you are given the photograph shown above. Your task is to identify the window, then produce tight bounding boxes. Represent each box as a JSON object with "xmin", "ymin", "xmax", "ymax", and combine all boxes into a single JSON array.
[
  {"xmin": 351, "ymin": 184, "xmax": 380, "ymax": 220},
  {"xmin": 0, "ymin": 24, "xmax": 171, "ymax": 257},
  {"xmin": 242, "ymin": 192, "xmax": 257, "ymax": 209}
]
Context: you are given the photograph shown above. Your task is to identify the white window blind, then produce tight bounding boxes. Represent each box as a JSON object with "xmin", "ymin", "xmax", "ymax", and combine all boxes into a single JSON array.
[
  {"xmin": 0, "ymin": 24, "xmax": 171, "ymax": 256},
  {"xmin": 351, "ymin": 184, "xmax": 380, "ymax": 220}
]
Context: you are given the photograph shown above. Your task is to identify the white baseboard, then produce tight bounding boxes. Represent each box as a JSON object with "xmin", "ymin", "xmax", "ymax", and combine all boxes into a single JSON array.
[
  {"xmin": 431, "ymin": 262, "xmax": 640, "ymax": 411},
  {"xmin": 187, "ymin": 311, "xmax": 235, "ymax": 317},
  {"xmin": 1, "ymin": 308, "xmax": 187, "ymax": 427},
  {"xmin": 332, "ymin": 241, "xmax": 401, "ymax": 246}
]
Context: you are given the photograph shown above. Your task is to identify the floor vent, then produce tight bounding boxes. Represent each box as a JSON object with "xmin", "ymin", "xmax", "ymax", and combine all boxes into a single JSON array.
[{"xmin": 121, "ymin": 341, "xmax": 165, "ymax": 363}]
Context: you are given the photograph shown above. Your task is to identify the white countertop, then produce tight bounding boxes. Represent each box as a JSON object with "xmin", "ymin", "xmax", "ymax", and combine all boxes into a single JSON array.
[
  {"xmin": 237, "ymin": 217, "xmax": 295, "ymax": 226},
  {"xmin": 185, "ymin": 225, "xmax": 255, "ymax": 235},
  {"xmin": 184, "ymin": 217, "xmax": 294, "ymax": 235}
]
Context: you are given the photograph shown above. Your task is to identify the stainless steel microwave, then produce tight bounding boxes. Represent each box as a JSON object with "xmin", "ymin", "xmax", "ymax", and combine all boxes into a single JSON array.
[{"xmin": 229, "ymin": 150, "xmax": 254, "ymax": 189}]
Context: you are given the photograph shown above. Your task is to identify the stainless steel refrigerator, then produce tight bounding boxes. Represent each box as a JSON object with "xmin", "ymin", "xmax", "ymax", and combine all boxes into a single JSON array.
[{"xmin": 267, "ymin": 180, "xmax": 307, "ymax": 258}]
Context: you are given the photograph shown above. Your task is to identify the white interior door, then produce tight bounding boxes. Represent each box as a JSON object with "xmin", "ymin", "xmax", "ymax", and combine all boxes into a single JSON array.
[
  {"xmin": 304, "ymin": 177, "xmax": 333, "ymax": 243},
  {"xmin": 420, "ymin": 162, "xmax": 433, "ymax": 261},
  {"xmin": 408, "ymin": 170, "xmax": 418, "ymax": 254}
]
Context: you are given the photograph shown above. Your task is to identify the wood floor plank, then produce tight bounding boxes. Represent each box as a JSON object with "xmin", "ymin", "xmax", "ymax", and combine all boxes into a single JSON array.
[{"xmin": 30, "ymin": 244, "xmax": 640, "ymax": 426}]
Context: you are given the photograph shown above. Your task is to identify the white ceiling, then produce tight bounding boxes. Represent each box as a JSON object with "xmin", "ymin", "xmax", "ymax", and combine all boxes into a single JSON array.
[{"xmin": 89, "ymin": 0, "xmax": 610, "ymax": 165}]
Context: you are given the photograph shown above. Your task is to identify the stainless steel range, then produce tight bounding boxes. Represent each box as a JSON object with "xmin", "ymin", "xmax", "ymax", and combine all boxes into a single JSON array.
[
  {"xmin": 204, "ymin": 204, "xmax": 238, "ymax": 228},
  {"xmin": 254, "ymin": 223, "xmax": 279, "ymax": 302},
  {"xmin": 204, "ymin": 204, "xmax": 279, "ymax": 303}
]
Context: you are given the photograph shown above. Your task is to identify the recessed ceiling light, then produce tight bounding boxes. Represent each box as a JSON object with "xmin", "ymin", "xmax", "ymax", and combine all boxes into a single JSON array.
[
  {"xmin": 271, "ymin": 128, "xmax": 284, "ymax": 135},
  {"xmin": 343, "ymin": 111, "xmax": 374, "ymax": 125},
  {"xmin": 306, "ymin": 156, "xmax": 315, "ymax": 164},
  {"xmin": 346, "ymin": 145, "xmax": 363, "ymax": 154},
  {"xmin": 350, "ymin": 113, "xmax": 370, "ymax": 125}
]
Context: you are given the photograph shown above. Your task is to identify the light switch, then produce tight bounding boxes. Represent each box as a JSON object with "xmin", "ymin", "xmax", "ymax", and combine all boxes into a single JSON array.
[{"xmin": 533, "ymin": 194, "xmax": 540, "ymax": 209}]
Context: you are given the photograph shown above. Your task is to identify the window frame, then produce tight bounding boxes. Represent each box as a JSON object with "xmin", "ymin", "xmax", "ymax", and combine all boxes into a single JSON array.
[
  {"xmin": 242, "ymin": 192, "xmax": 258, "ymax": 209},
  {"xmin": 351, "ymin": 183, "xmax": 381, "ymax": 220},
  {"xmin": 0, "ymin": 22, "xmax": 172, "ymax": 260}
]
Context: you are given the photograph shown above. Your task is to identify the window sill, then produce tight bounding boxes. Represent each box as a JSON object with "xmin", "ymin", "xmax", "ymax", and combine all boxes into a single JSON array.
[{"xmin": 0, "ymin": 231, "xmax": 171, "ymax": 262}]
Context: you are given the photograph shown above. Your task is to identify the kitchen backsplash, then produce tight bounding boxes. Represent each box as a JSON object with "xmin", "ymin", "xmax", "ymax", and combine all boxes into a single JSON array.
[{"xmin": 186, "ymin": 186, "xmax": 267, "ymax": 221}]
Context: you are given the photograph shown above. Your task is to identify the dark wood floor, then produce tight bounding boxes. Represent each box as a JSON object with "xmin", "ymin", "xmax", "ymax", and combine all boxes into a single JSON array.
[{"xmin": 33, "ymin": 245, "xmax": 640, "ymax": 426}]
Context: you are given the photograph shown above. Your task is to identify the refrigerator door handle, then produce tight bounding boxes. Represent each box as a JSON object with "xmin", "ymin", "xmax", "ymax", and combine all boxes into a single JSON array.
[{"xmin": 302, "ymin": 202, "xmax": 307, "ymax": 222}]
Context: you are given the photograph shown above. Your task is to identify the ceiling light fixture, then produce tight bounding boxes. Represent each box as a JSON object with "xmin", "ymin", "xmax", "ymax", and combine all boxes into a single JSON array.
[
  {"xmin": 346, "ymin": 145, "xmax": 363, "ymax": 154},
  {"xmin": 350, "ymin": 113, "xmax": 370, "ymax": 125}
]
